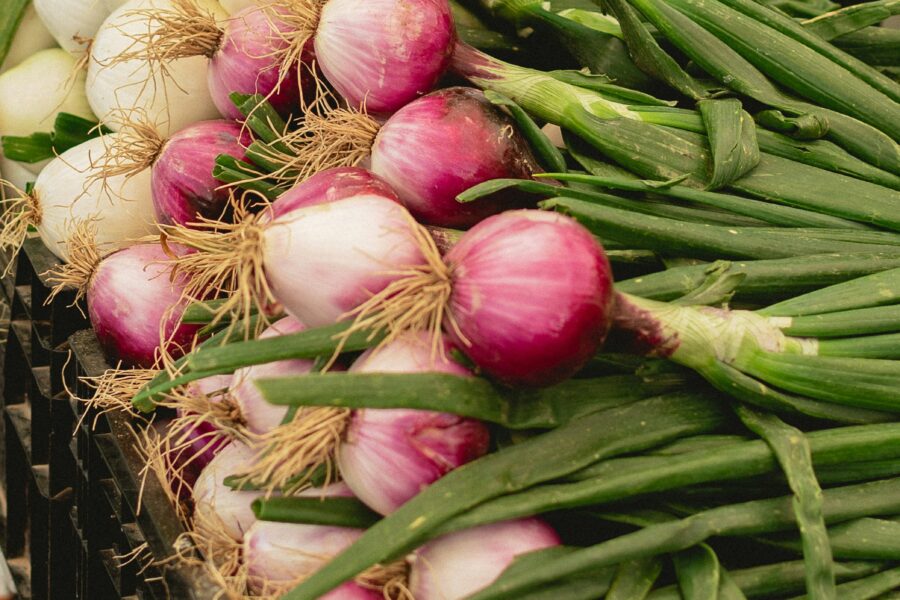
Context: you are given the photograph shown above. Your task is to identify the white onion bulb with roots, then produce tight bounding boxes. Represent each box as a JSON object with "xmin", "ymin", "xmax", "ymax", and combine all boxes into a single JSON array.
[
  {"xmin": 33, "ymin": 0, "xmax": 111, "ymax": 56},
  {"xmin": 87, "ymin": 0, "xmax": 226, "ymax": 136}
]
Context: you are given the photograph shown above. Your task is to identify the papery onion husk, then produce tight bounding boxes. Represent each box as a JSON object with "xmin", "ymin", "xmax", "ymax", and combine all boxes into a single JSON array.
[
  {"xmin": 231, "ymin": 316, "xmax": 313, "ymax": 434},
  {"xmin": 313, "ymin": 0, "xmax": 455, "ymax": 115},
  {"xmin": 370, "ymin": 86, "xmax": 540, "ymax": 227},
  {"xmin": 338, "ymin": 333, "xmax": 491, "ymax": 515},
  {"xmin": 408, "ymin": 518, "xmax": 560, "ymax": 600},
  {"xmin": 153, "ymin": 119, "xmax": 251, "ymax": 226}
]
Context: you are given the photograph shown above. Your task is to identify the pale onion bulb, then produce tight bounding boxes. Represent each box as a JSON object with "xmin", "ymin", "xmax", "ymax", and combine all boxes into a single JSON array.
[
  {"xmin": 231, "ymin": 316, "xmax": 314, "ymax": 434},
  {"xmin": 0, "ymin": 48, "xmax": 95, "ymax": 138},
  {"xmin": 218, "ymin": 0, "xmax": 259, "ymax": 14},
  {"xmin": 102, "ymin": 0, "xmax": 131, "ymax": 9},
  {"xmin": 243, "ymin": 483, "xmax": 378, "ymax": 598},
  {"xmin": 32, "ymin": 136, "xmax": 156, "ymax": 261},
  {"xmin": 87, "ymin": 0, "xmax": 226, "ymax": 136},
  {"xmin": 409, "ymin": 518, "xmax": 561, "ymax": 600},
  {"xmin": 0, "ymin": 4, "xmax": 56, "ymax": 74},
  {"xmin": 193, "ymin": 441, "xmax": 264, "ymax": 541},
  {"xmin": 33, "ymin": 0, "xmax": 111, "ymax": 56},
  {"xmin": 0, "ymin": 152, "xmax": 35, "ymax": 191}
]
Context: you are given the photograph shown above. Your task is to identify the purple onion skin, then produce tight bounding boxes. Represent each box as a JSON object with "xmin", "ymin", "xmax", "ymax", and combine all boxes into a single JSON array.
[
  {"xmin": 269, "ymin": 166, "xmax": 399, "ymax": 221},
  {"xmin": 176, "ymin": 374, "xmax": 234, "ymax": 476},
  {"xmin": 88, "ymin": 243, "xmax": 203, "ymax": 368},
  {"xmin": 371, "ymin": 87, "xmax": 539, "ymax": 227},
  {"xmin": 152, "ymin": 120, "xmax": 251, "ymax": 227},
  {"xmin": 208, "ymin": 7, "xmax": 308, "ymax": 120},
  {"xmin": 445, "ymin": 210, "xmax": 615, "ymax": 387},
  {"xmin": 338, "ymin": 335, "xmax": 491, "ymax": 515},
  {"xmin": 409, "ymin": 518, "xmax": 560, "ymax": 599},
  {"xmin": 315, "ymin": 0, "xmax": 455, "ymax": 115}
]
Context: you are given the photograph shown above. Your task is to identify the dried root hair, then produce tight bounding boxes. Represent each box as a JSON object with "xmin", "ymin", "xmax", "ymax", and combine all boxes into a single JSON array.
[
  {"xmin": 173, "ymin": 503, "xmax": 248, "ymax": 599},
  {"xmin": 0, "ymin": 181, "xmax": 41, "ymax": 276},
  {"xmin": 331, "ymin": 212, "xmax": 467, "ymax": 369},
  {"xmin": 262, "ymin": 80, "xmax": 380, "ymax": 188},
  {"xmin": 161, "ymin": 194, "xmax": 276, "ymax": 340},
  {"xmin": 135, "ymin": 416, "xmax": 193, "ymax": 523},
  {"xmin": 43, "ymin": 219, "xmax": 105, "ymax": 310},
  {"xmin": 87, "ymin": 109, "xmax": 166, "ymax": 195},
  {"xmin": 114, "ymin": 0, "xmax": 223, "ymax": 65},
  {"xmin": 71, "ymin": 366, "xmax": 156, "ymax": 430},
  {"xmin": 263, "ymin": 0, "xmax": 326, "ymax": 90},
  {"xmin": 239, "ymin": 406, "xmax": 350, "ymax": 496},
  {"xmin": 358, "ymin": 560, "xmax": 414, "ymax": 600}
]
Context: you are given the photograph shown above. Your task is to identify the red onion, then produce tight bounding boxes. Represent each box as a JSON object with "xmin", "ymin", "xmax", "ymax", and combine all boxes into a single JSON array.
[
  {"xmin": 152, "ymin": 120, "xmax": 251, "ymax": 226},
  {"xmin": 243, "ymin": 483, "xmax": 379, "ymax": 598},
  {"xmin": 174, "ymin": 374, "xmax": 235, "ymax": 478},
  {"xmin": 193, "ymin": 441, "xmax": 265, "ymax": 541},
  {"xmin": 208, "ymin": 6, "xmax": 309, "ymax": 119},
  {"xmin": 269, "ymin": 166, "xmax": 398, "ymax": 221},
  {"xmin": 409, "ymin": 518, "xmax": 560, "ymax": 599},
  {"xmin": 370, "ymin": 87, "xmax": 539, "ymax": 227},
  {"xmin": 85, "ymin": 242, "xmax": 203, "ymax": 368},
  {"xmin": 444, "ymin": 210, "xmax": 615, "ymax": 386},
  {"xmin": 314, "ymin": 0, "xmax": 455, "ymax": 114},
  {"xmin": 231, "ymin": 316, "xmax": 313, "ymax": 434},
  {"xmin": 338, "ymin": 333, "xmax": 490, "ymax": 515}
]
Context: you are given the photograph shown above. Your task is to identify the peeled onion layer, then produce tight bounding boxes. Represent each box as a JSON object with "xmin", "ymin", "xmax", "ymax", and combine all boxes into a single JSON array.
[
  {"xmin": 209, "ymin": 6, "xmax": 306, "ymax": 120},
  {"xmin": 88, "ymin": 242, "xmax": 203, "ymax": 368},
  {"xmin": 87, "ymin": 0, "xmax": 225, "ymax": 136},
  {"xmin": 314, "ymin": 0, "xmax": 455, "ymax": 114},
  {"xmin": 152, "ymin": 119, "xmax": 250, "ymax": 226},
  {"xmin": 33, "ymin": 136, "xmax": 156, "ymax": 261},
  {"xmin": 371, "ymin": 87, "xmax": 539, "ymax": 227},
  {"xmin": 409, "ymin": 518, "xmax": 560, "ymax": 600},
  {"xmin": 262, "ymin": 194, "xmax": 424, "ymax": 326},
  {"xmin": 444, "ymin": 210, "xmax": 615, "ymax": 386},
  {"xmin": 337, "ymin": 333, "xmax": 490, "ymax": 515},
  {"xmin": 33, "ymin": 0, "xmax": 110, "ymax": 55},
  {"xmin": 231, "ymin": 316, "xmax": 313, "ymax": 434}
]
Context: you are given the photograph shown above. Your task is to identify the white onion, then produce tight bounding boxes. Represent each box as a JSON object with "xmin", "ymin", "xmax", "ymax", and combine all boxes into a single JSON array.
[
  {"xmin": 218, "ymin": 0, "xmax": 258, "ymax": 14},
  {"xmin": 30, "ymin": 136, "xmax": 156, "ymax": 261},
  {"xmin": 87, "ymin": 0, "xmax": 225, "ymax": 135},
  {"xmin": 0, "ymin": 4, "xmax": 56, "ymax": 74},
  {"xmin": 193, "ymin": 441, "xmax": 264, "ymax": 541},
  {"xmin": 0, "ymin": 153, "xmax": 35, "ymax": 191},
  {"xmin": 0, "ymin": 48, "xmax": 95, "ymax": 138},
  {"xmin": 33, "ymin": 0, "xmax": 110, "ymax": 55}
]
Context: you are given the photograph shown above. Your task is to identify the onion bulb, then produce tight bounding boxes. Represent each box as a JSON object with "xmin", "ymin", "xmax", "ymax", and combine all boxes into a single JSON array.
[
  {"xmin": 243, "ymin": 483, "xmax": 379, "ymax": 598},
  {"xmin": 349, "ymin": 210, "xmax": 615, "ymax": 387},
  {"xmin": 87, "ymin": 0, "xmax": 226, "ymax": 135},
  {"xmin": 193, "ymin": 441, "xmax": 265, "ymax": 541},
  {"xmin": 0, "ymin": 4, "xmax": 56, "ymax": 74},
  {"xmin": 33, "ymin": 0, "xmax": 110, "ymax": 55},
  {"xmin": 0, "ymin": 136, "xmax": 156, "ymax": 263},
  {"xmin": 338, "ymin": 333, "xmax": 490, "ymax": 515},
  {"xmin": 268, "ymin": 166, "xmax": 398, "ymax": 221},
  {"xmin": 47, "ymin": 231, "xmax": 203, "ymax": 367},
  {"xmin": 231, "ymin": 316, "xmax": 314, "ymax": 434},
  {"xmin": 409, "ymin": 518, "xmax": 560, "ymax": 599},
  {"xmin": 267, "ymin": 86, "xmax": 537, "ymax": 227}
]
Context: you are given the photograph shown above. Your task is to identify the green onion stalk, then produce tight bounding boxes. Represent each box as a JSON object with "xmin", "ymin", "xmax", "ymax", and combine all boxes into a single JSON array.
[{"xmin": 449, "ymin": 42, "xmax": 900, "ymax": 229}]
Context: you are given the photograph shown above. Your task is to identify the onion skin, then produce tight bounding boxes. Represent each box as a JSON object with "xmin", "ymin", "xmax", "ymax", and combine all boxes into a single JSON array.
[
  {"xmin": 338, "ymin": 334, "xmax": 490, "ymax": 515},
  {"xmin": 371, "ymin": 87, "xmax": 538, "ymax": 227},
  {"xmin": 409, "ymin": 518, "xmax": 560, "ymax": 599},
  {"xmin": 445, "ymin": 210, "xmax": 615, "ymax": 387},
  {"xmin": 269, "ymin": 167, "xmax": 399, "ymax": 221},
  {"xmin": 88, "ymin": 243, "xmax": 202, "ymax": 368},
  {"xmin": 193, "ymin": 441, "xmax": 264, "ymax": 541},
  {"xmin": 152, "ymin": 120, "xmax": 250, "ymax": 226},
  {"xmin": 262, "ymin": 194, "xmax": 424, "ymax": 326},
  {"xmin": 315, "ymin": 0, "xmax": 455, "ymax": 115},
  {"xmin": 208, "ymin": 7, "xmax": 308, "ymax": 120},
  {"xmin": 231, "ymin": 316, "xmax": 313, "ymax": 434},
  {"xmin": 176, "ymin": 374, "xmax": 234, "ymax": 478}
]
